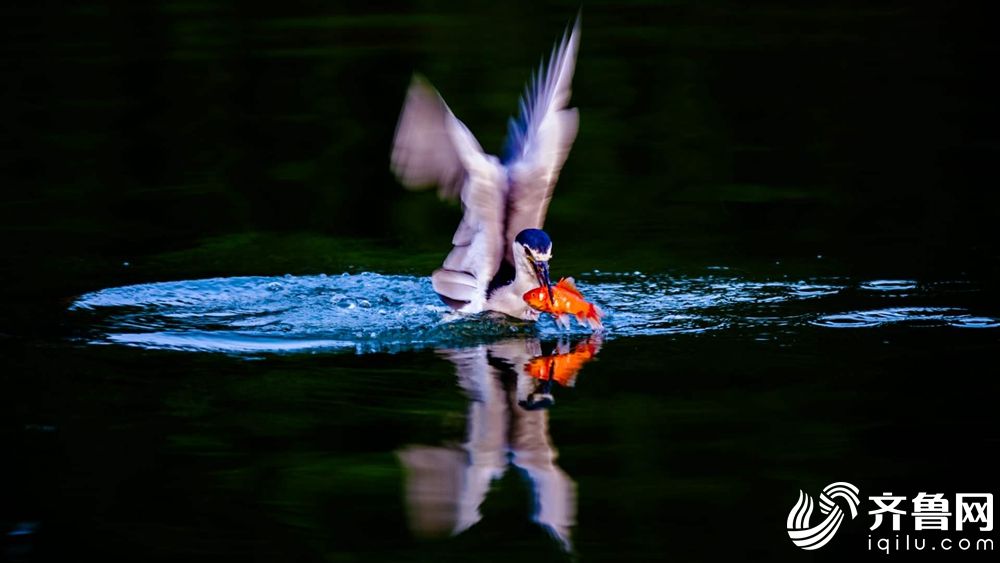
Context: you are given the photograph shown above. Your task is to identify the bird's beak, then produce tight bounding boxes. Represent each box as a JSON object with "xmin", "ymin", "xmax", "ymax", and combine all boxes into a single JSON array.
[{"xmin": 532, "ymin": 260, "xmax": 553, "ymax": 304}]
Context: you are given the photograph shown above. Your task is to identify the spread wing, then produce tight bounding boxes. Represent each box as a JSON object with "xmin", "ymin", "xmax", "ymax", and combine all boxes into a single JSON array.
[
  {"xmin": 501, "ymin": 17, "xmax": 581, "ymax": 262},
  {"xmin": 391, "ymin": 75, "xmax": 466, "ymax": 199},
  {"xmin": 390, "ymin": 77, "xmax": 507, "ymax": 310}
]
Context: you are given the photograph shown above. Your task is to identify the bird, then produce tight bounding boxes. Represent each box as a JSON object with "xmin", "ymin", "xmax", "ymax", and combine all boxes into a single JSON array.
[
  {"xmin": 398, "ymin": 336, "xmax": 597, "ymax": 551},
  {"xmin": 390, "ymin": 16, "xmax": 581, "ymax": 320}
]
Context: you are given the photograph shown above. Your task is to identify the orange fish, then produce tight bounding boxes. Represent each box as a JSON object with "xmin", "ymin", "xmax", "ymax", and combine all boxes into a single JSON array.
[
  {"xmin": 524, "ymin": 336, "xmax": 602, "ymax": 387},
  {"xmin": 523, "ymin": 277, "xmax": 604, "ymax": 329}
]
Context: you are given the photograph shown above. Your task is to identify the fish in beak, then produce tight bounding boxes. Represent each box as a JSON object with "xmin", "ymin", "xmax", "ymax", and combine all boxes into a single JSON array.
[{"xmin": 531, "ymin": 259, "xmax": 553, "ymax": 304}]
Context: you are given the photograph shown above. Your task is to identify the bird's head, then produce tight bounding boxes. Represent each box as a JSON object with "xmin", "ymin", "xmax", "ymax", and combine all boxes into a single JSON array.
[{"xmin": 514, "ymin": 229, "xmax": 553, "ymax": 300}]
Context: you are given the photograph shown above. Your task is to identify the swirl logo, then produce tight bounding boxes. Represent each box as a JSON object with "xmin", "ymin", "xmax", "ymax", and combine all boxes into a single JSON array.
[{"xmin": 787, "ymin": 482, "xmax": 861, "ymax": 550}]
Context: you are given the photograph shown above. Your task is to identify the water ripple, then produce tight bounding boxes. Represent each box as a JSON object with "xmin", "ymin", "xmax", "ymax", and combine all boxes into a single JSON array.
[
  {"xmin": 859, "ymin": 279, "xmax": 919, "ymax": 292},
  {"xmin": 68, "ymin": 273, "xmax": 999, "ymax": 354},
  {"xmin": 812, "ymin": 307, "xmax": 1000, "ymax": 329}
]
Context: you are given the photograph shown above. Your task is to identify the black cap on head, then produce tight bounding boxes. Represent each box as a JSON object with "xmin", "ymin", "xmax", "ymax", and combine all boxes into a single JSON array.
[{"xmin": 515, "ymin": 229, "xmax": 552, "ymax": 255}]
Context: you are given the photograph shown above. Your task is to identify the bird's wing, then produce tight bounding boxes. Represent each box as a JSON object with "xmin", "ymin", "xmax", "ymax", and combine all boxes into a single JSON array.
[
  {"xmin": 501, "ymin": 17, "xmax": 581, "ymax": 262},
  {"xmin": 391, "ymin": 75, "xmax": 466, "ymax": 199},
  {"xmin": 391, "ymin": 76, "xmax": 508, "ymax": 310}
]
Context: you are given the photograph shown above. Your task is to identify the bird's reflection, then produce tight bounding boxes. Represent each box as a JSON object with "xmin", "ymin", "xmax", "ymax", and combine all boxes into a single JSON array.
[{"xmin": 397, "ymin": 334, "xmax": 602, "ymax": 552}]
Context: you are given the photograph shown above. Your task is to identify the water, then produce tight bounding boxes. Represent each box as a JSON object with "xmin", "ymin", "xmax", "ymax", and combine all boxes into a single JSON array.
[
  {"xmin": 51, "ymin": 270, "xmax": 999, "ymax": 560},
  {"xmin": 13, "ymin": 268, "xmax": 991, "ymax": 563},
  {"xmin": 0, "ymin": 268, "xmax": 971, "ymax": 561},
  {"xmin": 69, "ymin": 272, "xmax": 998, "ymax": 355}
]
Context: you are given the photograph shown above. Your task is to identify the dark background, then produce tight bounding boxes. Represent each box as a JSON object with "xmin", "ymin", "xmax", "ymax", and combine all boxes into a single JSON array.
[
  {"xmin": 2, "ymin": 2, "xmax": 998, "ymax": 562},
  {"xmin": 3, "ymin": 1, "xmax": 999, "ymax": 296}
]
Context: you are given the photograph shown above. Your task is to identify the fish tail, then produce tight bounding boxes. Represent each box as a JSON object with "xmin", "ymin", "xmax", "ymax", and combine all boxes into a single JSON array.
[{"xmin": 585, "ymin": 303, "xmax": 604, "ymax": 330}]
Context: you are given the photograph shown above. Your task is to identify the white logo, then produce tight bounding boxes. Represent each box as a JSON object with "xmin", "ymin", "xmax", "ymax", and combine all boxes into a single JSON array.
[{"xmin": 787, "ymin": 482, "xmax": 861, "ymax": 550}]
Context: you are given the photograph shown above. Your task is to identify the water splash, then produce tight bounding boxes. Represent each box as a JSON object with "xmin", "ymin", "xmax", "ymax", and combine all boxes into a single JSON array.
[{"xmin": 68, "ymin": 272, "xmax": 999, "ymax": 354}]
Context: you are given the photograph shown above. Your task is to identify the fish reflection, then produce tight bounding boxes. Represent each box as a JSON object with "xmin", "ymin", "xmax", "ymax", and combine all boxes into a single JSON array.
[{"xmin": 397, "ymin": 334, "xmax": 602, "ymax": 551}]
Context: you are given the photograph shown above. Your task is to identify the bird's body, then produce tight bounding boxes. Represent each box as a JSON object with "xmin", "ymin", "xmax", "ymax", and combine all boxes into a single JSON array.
[{"xmin": 391, "ymin": 18, "xmax": 582, "ymax": 320}]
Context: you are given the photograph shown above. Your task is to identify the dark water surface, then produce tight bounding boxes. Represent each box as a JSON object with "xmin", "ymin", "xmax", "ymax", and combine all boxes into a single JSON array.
[
  {"xmin": 3, "ymin": 2, "xmax": 1000, "ymax": 562},
  {"xmin": 5, "ymin": 260, "xmax": 999, "ymax": 562}
]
